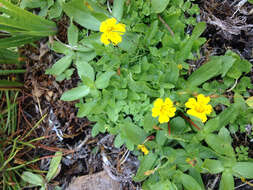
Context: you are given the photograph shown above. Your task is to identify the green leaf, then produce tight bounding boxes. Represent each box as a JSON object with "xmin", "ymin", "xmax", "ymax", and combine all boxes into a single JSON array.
[
  {"xmin": 202, "ymin": 159, "xmax": 224, "ymax": 174},
  {"xmin": 187, "ymin": 56, "xmax": 222, "ymax": 86},
  {"xmin": 0, "ymin": 35, "xmax": 41, "ymax": 48},
  {"xmin": 180, "ymin": 173, "xmax": 202, "ymax": 190},
  {"xmin": 189, "ymin": 168, "xmax": 205, "ymax": 190},
  {"xmin": 77, "ymin": 101, "xmax": 96, "ymax": 117},
  {"xmin": 219, "ymin": 170, "xmax": 234, "ymax": 190},
  {"xmin": 170, "ymin": 116, "xmax": 187, "ymax": 134},
  {"xmin": 21, "ymin": 172, "xmax": 44, "ymax": 186},
  {"xmin": 151, "ymin": 0, "xmax": 170, "ymax": 13},
  {"xmin": 112, "ymin": 0, "xmax": 126, "ymax": 21},
  {"xmin": 46, "ymin": 151, "xmax": 62, "ymax": 182},
  {"xmin": 61, "ymin": 85, "xmax": 90, "ymax": 101},
  {"xmin": 143, "ymin": 113, "xmax": 157, "ymax": 132},
  {"xmin": 246, "ymin": 96, "xmax": 253, "ymax": 108},
  {"xmin": 48, "ymin": 0, "xmax": 62, "ymax": 19},
  {"xmin": 0, "ymin": 80, "xmax": 23, "ymax": 88},
  {"xmin": 62, "ymin": 0, "xmax": 101, "ymax": 31},
  {"xmin": 144, "ymin": 20, "xmax": 158, "ymax": 45},
  {"xmin": 50, "ymin": 41, "xmax": 72, "ymax": 55},
  {"xmin": 68, "ymin": 19, "xmax": 79, "ymax": 46},
  {"xmin": 191, "ymin": 22, "xmax": 206, "ymax": 39},
  {"xmin": 205, "ymin": 134, "xmax": 235, "ymax": 157},
  {"xmin": 120, "ymin": 119, "xmax": 147, "ymax": 145},
  {"xmin": 232, "ymin": 162, "xmax": 253, "ymax": 178},
  {"xmin": 76, "ymin": 60, "xmax": 95, "ymax": 81},
  {"xmin": 148, "ymin": 180, "xmax": 178, "ymax": 190},
  {"xmin": 133, "ymin": 153, "xmax": 157, "ymax": 182},
  {"xmin": 45, "ymin": 55, "xmax": 73, "ymax": 76},
  {"xmin": 114, "ymin": 134, "xmax": 124, "ymax": 148},
  {"xmin": 95, "ymin": 71, "xmax": 116, "ymax": 89}
]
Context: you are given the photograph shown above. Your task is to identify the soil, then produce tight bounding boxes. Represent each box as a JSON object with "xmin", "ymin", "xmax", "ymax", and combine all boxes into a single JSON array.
[{"xmin": 2, "ymin": 0, "xmax": 253, "ymax": 189}]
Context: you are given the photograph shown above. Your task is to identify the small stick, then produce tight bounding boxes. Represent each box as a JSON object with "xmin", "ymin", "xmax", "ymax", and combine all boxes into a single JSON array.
[
  {"xmin": 158, "ymin": 15, "xmax": 174, "ymax": 36},
  {"xmin": 180, "ymin": 112, "xmax": 201, "ymax": 130},
  {"xmin": 168, "ymin": 122, "xmax": 171, "ymax": 135}
]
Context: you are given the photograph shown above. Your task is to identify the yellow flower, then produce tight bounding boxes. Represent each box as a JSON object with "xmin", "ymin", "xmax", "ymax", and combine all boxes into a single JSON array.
[
  {"xmin": 99, "ymin": 18, "xmax": 126, "ymax": 45},
  {"xmin": 137, "ymin": 144, "xmax": 149, "ymax": 155},
  {"xmin": 177, "ymin": 64, "xmax": 183, "ymax": 70},
  {"xmin": 185, "ymin": 94, "xmax": 212, "ymax": 123},
  {"xmin": 152, "ymin": 98, "xmax": 176, "ymax": 123}
]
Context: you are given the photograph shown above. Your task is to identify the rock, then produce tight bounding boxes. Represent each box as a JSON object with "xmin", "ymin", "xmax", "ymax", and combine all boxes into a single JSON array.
[{"xmin": 66, "ymin": 171, "xmax": 121, "ymax": 190}]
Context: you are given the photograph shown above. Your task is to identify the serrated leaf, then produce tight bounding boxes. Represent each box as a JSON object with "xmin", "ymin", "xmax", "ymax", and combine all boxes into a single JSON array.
[
  {"xmin": 95, "ymin": 71, "xmax": 115, "ymax": 89},
  {"xmin": 46, "ymin": 151, "xmax": 62, "ymax": 182},
  {"xmin": 61, "ymin": 85, "xmax": 90, "ymax": 101}
]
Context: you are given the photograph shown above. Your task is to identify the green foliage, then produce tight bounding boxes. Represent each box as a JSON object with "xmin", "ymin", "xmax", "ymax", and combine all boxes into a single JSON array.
[
  {"xmin": 0, "ymin": 91, "xmax": 45, "ymax": 190},
  {"xmin": 21, "ymin": 151, "xmax": 62, "ymax": 190},
  {"xmin": 0, "ymin": 0, "xmax": 57, "ymax": 48},
  {"xmin": 43, "ymin": 0, "xmax": 253, "ymax": 189}
]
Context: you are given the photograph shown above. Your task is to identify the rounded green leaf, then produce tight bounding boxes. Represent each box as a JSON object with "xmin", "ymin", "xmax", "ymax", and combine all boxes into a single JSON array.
[
  {"xmin": 46, "ymin": 151, "xmax": 62, "ymax": 182},
  {"xmin": 232, "ymin": 162, "xmax": 253, "ymax": 178},
  {"xmin": 151, "ymin": 0, "xmax": 170, "ymax": 13},
  {"xmin": 61, "ymin": 85, "xmax": 90, "ymax": 101},
  {"xmin": 202, "ymin": 159, "xmax": 224, "ymax": 174},
  {"xmin": 219, "ymin": 170, "xmax": 234, "ymax": 190},
  {"xmin": 21, "ymin": 172, "xmax": 44, "ymax": 186},
  {"xmin": 180, "ymin": 173, "xmax": 202, "ymax": 190},
  {"xmin": 95, "ymin": 71, "xmax": 115, "ymax": 89}
]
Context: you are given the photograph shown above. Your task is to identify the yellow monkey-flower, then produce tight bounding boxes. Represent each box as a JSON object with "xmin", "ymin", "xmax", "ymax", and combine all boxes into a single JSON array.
[
  {"xmin": 99, "ymin": 18, "xmax": 126, "ymax": 45},
  {"xmin": 137, "ymin": 144, "xmax": 149, "ymax": 155},
  {"xmin": 185, "ymin": 94, "xmax": 212, "ymax": 123},
  {"xmin": 152, "ymin": 98, "xmax": 176, "ymax": 124}
]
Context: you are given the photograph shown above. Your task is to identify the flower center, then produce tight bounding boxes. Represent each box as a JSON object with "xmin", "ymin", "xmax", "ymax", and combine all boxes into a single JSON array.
[
  {"xmin": 160, "ymin": 105, "xmax": 170, "ymax": 114},
  {"xmin": 106, "ymin": 26, "xmax": 114, "ymax": 33},
  {"xmin": 195, "ymin": 104, "xmax": 205, "ymax": 113}
]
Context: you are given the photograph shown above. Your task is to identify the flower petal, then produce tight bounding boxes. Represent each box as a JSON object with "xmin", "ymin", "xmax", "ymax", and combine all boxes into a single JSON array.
[
  {"xmin": 197, "ymin": 94, "xmax": 210, "ymax": 104},
  {"xmin": 164, "ymin": 98, "xmax": 173, "ymax": 106},
  {"xmin": 100, "ymin": 33, "xmax": 110, "ymax": 45},
  {"xmin": 158, "ymin": 114, "xmax": 169, "ymax": 123},
  {"xmin": 154, "ymin": 98, "xmax": 163, "ymax": 108},
  {"xmin": 108, "ymin": 32, "xmax": 122, "ymax": 45},
  {"xmin": 185, "ymin": 98, "xmax": 196, "ymax": 108},
  {"xmin": 152, "ymin": 107, "xmax": 160, "ymax": 117},
  {"xmin": 113, "ymin": 23, "xmax": 126, "ymax": 33},
  {"xmin": 204, "ymin": 104, "xmax": 212, "ymax": 115}
]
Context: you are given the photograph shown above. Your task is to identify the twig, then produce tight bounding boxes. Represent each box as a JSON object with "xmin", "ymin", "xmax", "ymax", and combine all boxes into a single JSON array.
[
  {"xmin": 107, "ymin": 0, "xmax": 112, "ymax": 13},
  {"xmin": 235, "ymin": 179, "xmax": 253, "ymax": 189},
  {"xmin": 231, "ymin": 0, "xmax": 248, "ymax": 18},
  {"xmin": 168, "ymin": 122, "xmax": 171, "ymax": 135},
  {"xmin": 210, "ymin": 175, "xmax": 220, "ymax": 190},
  {"xmin": 180, "ymin": 112, "xmax": 201, "ymax": 130},
  {"xmin": 226, "ymin": 78, "xmax": 238, "ymax": 92},
  {"xmin": 158, "ymin": 15, "xmax": 174, "ymax": 36}
]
